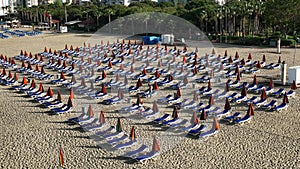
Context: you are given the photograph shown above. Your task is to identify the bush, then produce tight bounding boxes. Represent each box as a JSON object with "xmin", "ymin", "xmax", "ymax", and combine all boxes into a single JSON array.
[{"xmin": 280, "ymin": 39, "xmax": 295, "ymax": 46}]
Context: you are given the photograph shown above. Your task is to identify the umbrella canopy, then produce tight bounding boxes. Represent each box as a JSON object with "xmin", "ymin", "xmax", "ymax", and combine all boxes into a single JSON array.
[
  {"xmin": 172, "ymin": 106, "xmax": 179, "ymax": 118},
  {"xmin": 224, "ymin": 50, "xmax": 228, "ymax": 57},
  {"xmin": 99, "ymin": 111, "xmax": 105, "ymax": 125},
  {"xmin": 152, "ymin": 135, "xmax": 160, "ymax": 152},
  {"xmin": 224, "ymin": 98, "xmax": 231, "ymax": 110},
  {"xmin": 247, "ymin": 103, "xmax": 255, "ymax": 116},
  {"xmin": 116, "ymin": 118, "xmax": 123, "ymax": 132},
  {"xmin": 291, "ymin": 80, "xmax": 297, "ymax": 90},
  {"xmin": 200, "ymin": 109, "xmax": 207, "ymax": 121},
  {"xmin": 22, "ymin": 76, "xmax": 28, "ymax": 85},
  {"xmin": 190, "ymin": 111, "xmax": 199, "ymax": 125},
  {"xmin": 260, "ymin": 88, "xmax": 267, "ymax": 100},
  {"xmin": 130, "ymin": 126, "xmax": 136, "ymax": 141}
]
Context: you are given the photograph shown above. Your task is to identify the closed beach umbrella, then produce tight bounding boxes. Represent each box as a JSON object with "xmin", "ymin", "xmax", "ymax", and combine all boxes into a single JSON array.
[
  {"xmin": 70, "ymin": 88, "xmax": 74, "ymax": 100},
  {"xmin": 200, "ymin": 109, "xmax": 206, "ymax": 121},
  {"xmin": 116, "ymin": 118, "xmax": 122, "ymax": 132},
  {"xmin": 57, "ymin": 90, "xmax": 62, "ymax": 101},
  {"xmin": 47, "ymin": 87, "xmax": 53, "ymax": 97},
  {"xmin": 101, "ymin": 83, "xmax": 107, "ymax": 94},
  {"xmin": 253, "ymin": 75, "xmax": 258, "ymax": 85},
  {"xmin": 117, "ymin": 88, "xmax": 124, "ymax": 99},
  {"xmin": 209, "ymin": 95, "xmax": 215, "ymax": 105},
  {"xmin": 130, "ymin": 126, "xmax": 136, "ymax": 141},
  {"xmin": 241, "ymin": 84, "xmax": 247, "ymax": 96},
  {"xmin": 152, "ymin": 101, "xmax": 159, "ymax": 112},
  {"xmin": 190, "ymin": 111, "xmax": 199, "ymax": 125},
  {"xmin": 60, "ymin": 72, "xmax": 66, "ymax": 80},
  {"xmin": 262, "ymin": 54, "xmax": 266, "ymax": 62},
  {"xmin": 212, "ymin": 116, "xmax": 220, "ymax": 130},
  {"xmin": 172, "ymin": 106, "xmax": 179, "ymax": 118},
  {"xmin": 291, "ymin": 80, "xmax": 297, "ymax": 90},
  {"xmin": 99, "ymin": 111, "xmax": 105, "ymax": 125},
  {"xmin": 87, "ymin": 105, "xmax": 94, "ymax": 117},
  {"xmin": 248, "ymin": 53, "xmax": 252, "ymax": 60},
  {"xmin": 256, "ymin": 60, "xmax": 262, "ymax": 68},
  {"xmin": 224, "ymin": 98, "xmax": 231, "ymax": 110},
  {"xmin": 235, "ymin": 51, "xmax": 239, "ymax": 59},
  {"xmin": 261, "ymin": 88, "xmax": 267, "ymax": 100},
  {"xmin": 269, "ymin": 78, "xmax": 274, "ymax": 88},
  {"xmin": 152, "ymin": 136, "xmax": 160, "ymax": 152},
  {"xmin": 38, "ymin": 83, "xmax": 44, "ymax": 92},
  {"xmin": 278, "ymin": 56, "xmax": 281, "ymax": 63},
  {"xmin": 247, "ymin": 103, "xmax": 255, "ymax": 116},
  {"xmin": 67, "ymin": 96, "xmax": 73, "ymax": 108},
  {"xmin": 208, "ymin": 79, "xmax": 212, "ymax": 90},
  {"xmin": 283, "ymin": 92, "xmax": 289, "ymax": 104},
  {"xmin": 22, "ymin": 76, "xmax": 28, "ymax": 85},
  {"xmin": 14, "ymin": 72, "xmax": 18, "ymax": 81}
]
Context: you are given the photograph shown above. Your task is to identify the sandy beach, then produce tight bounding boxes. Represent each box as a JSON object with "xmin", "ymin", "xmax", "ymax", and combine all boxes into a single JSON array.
[{"xmin": 0, "ymin": 30, "xmax": 299, "ymax": 168}]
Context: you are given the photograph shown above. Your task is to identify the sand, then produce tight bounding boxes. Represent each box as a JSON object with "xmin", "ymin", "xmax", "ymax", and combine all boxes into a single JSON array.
[{"xmin": 0, "ymin": 30, "xmax": 300, "ymax": 168}]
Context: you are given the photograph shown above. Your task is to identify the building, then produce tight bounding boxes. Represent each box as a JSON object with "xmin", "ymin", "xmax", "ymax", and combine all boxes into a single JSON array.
[{"xmin": 101, "ymin": 0, "xmax": 158, "ymax": 6}]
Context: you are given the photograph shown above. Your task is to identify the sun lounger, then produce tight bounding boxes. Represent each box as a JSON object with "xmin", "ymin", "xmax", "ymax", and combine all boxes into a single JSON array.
[
  {"xmin": 215, "ymin": 109, "xmax": 231, "ymax": 118},
  {"xmin": 114, "ymin": 140, "xmax": 138, "ymax": 149},
  {"xmin": 234, "ymin": 114, "xmax": 252, "ymax": 124},
  {"xmin": 188, "ymin": 124, "xmax": 207, "ymax": 135},
  {"xmin": 253, "ymin": 99, "xmax": 267, "ymax": 107},
  {"xmin": 262, "ymin": 100, "xmax": 277, "ymax": 110},
  {"xmin": 135, "ymin": 151, "xmax": 160, "ymax": 162},
  {"xmin": 273, "ymin": 103, "xmax": 288, "ymax": 112},
  {"xmin": 198, "ymin": 128, "xmax": 219, "ymax": 138},
  {"xmin": 123, "ymin": 144, "xmax": 149, "ymax": 158},
  {"xmin": 181, "ymin": 123, "xmax": 199, "ymax": 132},
  {"xmin": 233, "ymin": 95, "xmax": 247, "ymax": 103},
  {"xmin": 271, "ymin": 88, "xmax": 285, "ymax": 96},
  {"xmin": 153, "ymin": 114, "xmax": 170, "ymax": 123},
  {"xmin": 243, "ymin": 96, "xmax": 258, "ymax": 104},
  {"xmin": 95, "ymin": 126, "xmax": 116, "ymax": 136},
  {"xmin": 107, "ymin": 134, "xmax": 129, "ymax": 145},
  {"xmin": 169, "ymin": 119, "xmax": 189, "ymax": 128},
  {"xmin": 285, "ymin": 90, "xmax": 296, "ymax": 98},
  {"xmin": 223, "ymin": 112, "xmax": 242, "ymax": 122}
]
